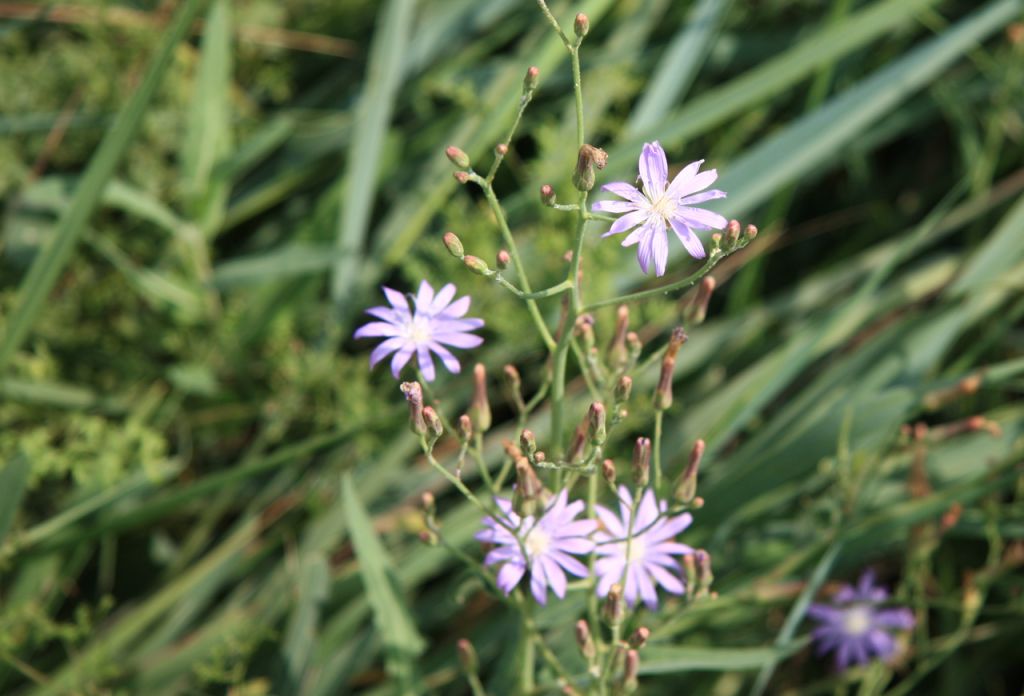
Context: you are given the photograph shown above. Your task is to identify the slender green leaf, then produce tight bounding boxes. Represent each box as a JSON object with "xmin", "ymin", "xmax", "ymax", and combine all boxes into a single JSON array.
[{"xmin": 0, "ymin": 453, "xmax": 31, "ymax": 545}]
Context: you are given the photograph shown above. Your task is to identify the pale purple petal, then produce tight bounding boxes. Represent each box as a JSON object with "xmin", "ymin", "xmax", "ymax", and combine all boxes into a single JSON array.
[
  {"xmin": 668, "ymin": 217, "xmax": 706, "ymax": 259},
  {"xmin": 549, "ymin": 550, "xmax": 589, "ymax": 577},
  {"xmin": 390, "ymin": 345, "xmax": 415, "ymax": 377},
  {"xmin": 677, "ymin": 206, "xmax": 728, "ymax": 231},
  {"xmin": 496, "ymin": 563, "xmax": 525, "ymax": 594},
  {"xmin": 365, "ymin": 306, "xmax": 406, "ymax": 322},
  {"xmin": 601, "ymin": 181, "xmax": 647, "ymax": 205},
  {"xmin": 414, "ymin": 280, "xmax": 434, "ymax": 310},
  {"xmin": 433, "ymin": 332, "xmax": 484, "ymax": 349},
  {"xmin": 874, "ymin": 608, "xmax": 915, "ymax": 630},
  {"xmin": 428, "ymin": 342, "xmax": 461, "ymax": 374},
  {"xmin": 620, "ymin": 225, "xmax": 648, "ymax": 248},
  {"xmin": 636, "ymin": 565, "xmax": 659, "ymax": 609},
  {"xmin": 353, "ymin": 321, "xmax": 402, "ymax": 338},
  {"xmin": 381, "ymin": 286, "xmax": 409, "ymax": 311},
  {"xmin": 652, "ymin": 224, "xmax": 669, "ymax": 277},
  {"xmin": 672, "ymin": 168, "xmax": 718, "ymax": 198},
  {"xmin": 439, "ymin": 295, "xmax": 470, "ymax": 318},
  {"xmin": 647, "ymin": 564, "xmax": 685, "ymax": 594},
  {"xmin": 530, "ymin": 568, "xmax": 548, "ymax": 605},
  {"xmin": 429, "ymin": 283, "xmax": 457, "ymax": 314},
  {"xmin": 665, "ymin": 159, "xmax": 703, "ymax": 198},
  {"xmin": 637, "ymin": 231, "xmax": 655, "ymax": 274},
  {"xmin": 542, "ymin": 558, "xmax": 568, "ymax": 599},
  {"xmin": 679, "ymin": 189, "xmax": 726, "ymax": 206},
  {"xmin": 602, "ymin": 209, "xmax": 648, "ymax": 238},
  {"xmin": 415, "ymin": 344, "xmax": 435, "ymax": 381},
  {"xmin": 369, "ymin": 337, "xmax": 405, "ymax": 367},
  {"xmin": 647, "ymin": 512, "xmax": 693, "ymax": 541},
  {"xmin": 595, "ymin": 505, "xmax": 625, "ymax": 538},
  {"xmin": 592, "ymin": 199, "xmax": 641, "ymax": 214},
  {"xmin": 639, "ymin": 142, "xmax": 668, "ymax": 198}
]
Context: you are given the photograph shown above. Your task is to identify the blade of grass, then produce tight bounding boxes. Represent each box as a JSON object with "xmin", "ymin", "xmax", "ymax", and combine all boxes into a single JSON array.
[
  {"xmin": 0, "ymin": 453, "xmax": 31, "ymax": 546},
  {"xmin": 329, "ymin": 0, "xmax": 416, "ymax": 315},
  {"xmin": 0, "ymin": 0, "xmax": 205, "ymax": 374}
]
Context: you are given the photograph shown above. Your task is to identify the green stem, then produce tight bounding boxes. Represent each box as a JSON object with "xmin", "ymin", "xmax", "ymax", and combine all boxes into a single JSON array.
[
  {"xmin": 570, "ymin": 48, "xmax": 585, "ymax": 148},
  {"xmin": 494, "ymin": 275, "xmax": 574, "ymax": 300},
  {"xmin": 583, "ymin": 251, "xmax": 723, "ymax": 312},
  {"xmin": 517, "ymin": 595, "xmax": 536, "ymax": 695},
  {"xmin": 653, "ymin": 409, "xmax": 665, "ymax": 492}
]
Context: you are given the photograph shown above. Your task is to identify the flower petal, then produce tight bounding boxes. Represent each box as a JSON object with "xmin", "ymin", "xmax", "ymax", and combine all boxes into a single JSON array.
[
  {"xmin": 541, "ymin": 557, "xmax": 568, "ymax": 598},
  {"xmin": 636, "ymin": 565, "xmax": 660, "ymax": 609},
  {"xmin": 415, "ymin": 344, "xmax": 435, "ymax": 381},
  {"xmin": 668, "ymin": 218, "xmax": 706, "ymax": 259},
  {"xmin": 601, "ymin": 181, "xmax": 647, "ymax": 205},
  {"xmin": 652, "ymin": 223, "xmax": 669, "ymax": 277},
  {"xmin": 676, "ymin": 206, "xmax": 727, "ymax": 231},
  {"xmin": 592, "ymin": 199, "xmax": 641, "ymax": 214},
  {"xmin": 679, "ymin": 189, "xmax": 726, "ymax": 206},
  {"xmin": 637, "ymin": 226, "xmax": 656, "ymax": 274},
  {"xmin": 595, "ymin": 505, "xmax": 625, "ymax": 538},
  {"xmin": 496, "ymin": 562, "xmax": 526, "ymax": 594},
  {"xmin": 665, "ymin": 159, "xmax": 704, "ymax": 198},
  {"xmin": 646, "ymin": 563, "xmax": 685, "ymax": 594},
  {"xmin": 428, "ymin": 342, "xmax": 462, "ymax": 374},
  {"xmin": 390, "ymin": 344, "xmax": 415, "ymax": 378},
  {"xmin": 430, "ymin": 283, "xmax": 457, "ymax": 314},
  {"xmin": 354, "ymin": 321, "xmax": 402, "ymax": 339},
  {"xmin": 672, "ymin": 168, "xmax": 718, "ymax": 198},
  {"xmin": 530, "ymin": 567, "xmax": 548, "ymax": 605},
  {"xmin": 382, "ymin": 286, "xmax": 410, "ymax": 311},
  {"xmin": 438, "ymin": 295, "xmax": 470, "ymax": 318},
  {"xmin": 370, "ymin": 337, "xmax": 406, "ymax": 367},
  {"xmin": 414, "ymin": 280, "xmax": 435, "ymax": 311},
  {"xmin": 639, "ymin": 141, "xmax": 668, "ymax": 199},
  {"xmin": 432, "ymin": 332, "xmax": 483, "ymax": 350},
  {"xmin": 601, "ymin": 208, "xmax": 649, "ymax": 238}
]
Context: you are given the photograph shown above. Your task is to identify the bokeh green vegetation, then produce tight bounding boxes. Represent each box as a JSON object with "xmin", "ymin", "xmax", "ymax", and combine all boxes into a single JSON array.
[{"xmin": 1, "ymin": 0, "xmax": 1022, "ymax": 694}]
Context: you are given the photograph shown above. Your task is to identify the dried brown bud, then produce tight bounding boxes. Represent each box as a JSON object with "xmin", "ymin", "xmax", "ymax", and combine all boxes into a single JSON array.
[
  {"xmin": 674, "ymin": 439, "xmax": 705, "ymax": 503},
  {"xmin": 628, "ymin": 626, "xmax": 650, "ymax": 649},
  {"xmin": 422, "ymin": 406, "xmax": 443, "ymax": 443},
  {"xmin": 622, "ymin": 650, "xmax": 639, "ymax": 693},
  {"xmin": 608, "ymin": 305, "xmax": 630, "ymax": 369},
  {"xmin": 567, "ymin": 422, "xmax": 588, "ymax": 465},
  {"xmin": 520, "ymin": 429, "xmax": 537, "ymax": 456},
  {"xmin": 685, "ymin": 276, "xmax": 716, "ymax": 326},
  {"xmin": 588, "ymin": 402, "xmax": 607, "ymax": 446},
  {"xmin": 603, "ymin": 583, "xmax": 624, "ymax": 625},
  {"xmin": 654, "ymin": 328, "xmax": 687, "ymax": 410},
  {"xmin": 400, "ymin": 382, "xmax": 426, "ymax": 435},
  {"xmin": 575, "ymin": 619, "xmax": 596, "ymax": 660},
  {"xmin": 614, "ymin": 375, "xmax": 633, "ymax": 404},
  {"xmin": 602, "ymin": 458, "xmax": 617, "ymax": 486},
  {"xmin": 458, "ymin": 414, "xmax": 473, "ymax": 443},
  {"xmin": 573, "ymin": 144, "xmax": 608, "ymax": 192}
]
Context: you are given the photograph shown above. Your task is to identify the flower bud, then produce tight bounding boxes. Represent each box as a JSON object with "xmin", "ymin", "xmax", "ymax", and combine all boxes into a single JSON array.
[
  {"xmin": 443, "ymin": 231, "xmax": 464, "ymax": 259},
  {"xmin": 502, "ymin": 439, "xmax": 522, "ymax": 459},
  {"xmin": 495, "ymin": 143, "xmax": 508, "ymax": 156},
  {"xmin": 575, "ymin": 314, "xmax": 596, "ymax": 353},
  {"xmin": 400, "ymin": 382, "xmax": 426, "ymax": 435},
  {"xmin": 519, "ymin": 429, "xmax": 537, "ymax": 457},
  {"xmin": 445, "ymin": 145, "xmax": 470, "ymax": 169},
  {"xmin": 614, "ymin": 375, "xmax": 633, "ymax": 404},
  {"xmin": 463, "ymin": 255, "xmax": 490, "ymax": 275},
  {"xmin": 573, "ymin": 144, "xmax": 608, "ymax": 192},
  {"xmin": 725, "ymin": 219, "xmax": 741, "ymax": 246},
  {"xmin": 458, "ymin": 414, "xmax": 473, "ymax": 443},
  {"xmin": 607, "ymin": 305, "xmax": 630, "ymax": 369},
  {"xmin": 574, "ymin": 13, "xmax": 590, "ymax": 38},
  {"xmin": 567, "ymin": 422, "xmax": 587, "ymax": 465},
  {"xmin": 622, "ymin": 650, "xmax": 639, "ymax": 693},
  {"xmin": 575, "ymin": 619, "xmax": 596, "ymax": 660},
  {"xmin": 745, "ymin": 223, "xmax": 758, "ymax": 241},
  {"xmin": 603, "ymin": 583, "xmax": 625, "ymax": 625},
  {"xmin": 602, "ymin": 458, "xmax": 617, "ymax": 486},
  {"xmin": 710, "ymin": 232, "xmax": 722, "ymax": 253},
  {"xmin": 626, "ymin": 331, "xmax": 642, "ymax": 362},
  {"xmin": 683, "ymin": 553, "xmax": 697, "ymax": 595},
  {"xmin": 632, "ymin": 437, "xmax": 651, "ymax": 487},
  {"xmin": 654, "ymin": 328, "xmax": 687, "ymax": 411},
  {"xmin": 495, "ymin": 249, "xmax": 511, "ymax": 270},
  {"xmin": 421, "ymin": 491, "xmax": 436, "ymax": 517},
  {"xmin": 419, "ymin": 529, "xmax": 438, "ymax": 545},
  {"xmin": 539, "ymin": 183, "xmax": 556, "ymax": 206},
  {"xmin": 456, "ymin": 638, "xmax": 479, "ymax": 674},
  {"xmin": 503, "ymin": 364, "xmax": 525, "ymax": 413},
  {"xmin": 422, "ymin": 406, "xmax": 443, "ymax": 445},
  {"xmin": 523, "ymin": 65, "xmax": 540, "ymax": 92},
  {"xmin": 469, "ymin": 364, "xmax": 491, "ymax": 433},
  {"xmin": 685, "ymin": 276, "xmax": 715, "ymax": 326},
  {"xmin": 513, "ymin": 457, "xmax": 543, "ymax": 517},
  {"xmin": 588, "ymin": 403, "xmax": 607, "ymax": 446},
  {"xmin": 696, "ymin": 549, "xmax": 713, "ymax": 595},
  {"xmin": 674, "ymin": 438, "xmax": 704, "ymax": 503},
  {"xmin": 628, "ymin": 626, "xmax": 650, "ymax": 649}
]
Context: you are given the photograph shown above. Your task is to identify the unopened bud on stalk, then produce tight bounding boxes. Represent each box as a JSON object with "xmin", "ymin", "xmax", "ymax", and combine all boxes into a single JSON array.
[
  {"xmin": 513, "ymin": 457, "xmax": 543, "ymax": 517},
  {"xmin": 453, "ymin": 170, "xmax": 471, "ymax": 184},
  {"xmin": 575, "ymin": 619, "xmax": 596, "ymax": 660},
  {"xmin": 654, "ymin": 328, "xmax": 687, "ymax": 410},
  {"xmin": 457, "ymin": 414, "xmax": 473, "ymax": 443},
  {"xmin": 573, "ymin": 144, "xmax": 608, "ymax": 192},
  {"xmin": 469, "ymin": 364, "xmax": 491, "ymax": 432},
  {"xmin": 574, "ymin": 12, "xmax": 590, "ymax": 38},
  {"xmin": 419, "ymin": 529, "xmax": 437, "ymax": 545},
  {"xmin": 622, "ymin": 650, "xmax": 640, "ymax": 693},
  {"xmin": 685, "ymin": 276, "xmax": 716, "ymax": 326},
  {"xmin": 502, "ymin": 439, "xmax": 522, "ymax": 459},
  {"xmin": 603, "ymin": 583, "xmax": 625, "ymax": 625},
  {"xmin": 602, "ymin": 459, "xmax": 617, "ymax": 486},
  {"xmin": 567, "ymin": 422, "xmax": 587, "ymax": 465},
  {"xmin": 422, "ymin": 406, "xmax": 443, "ymax": 445},
  {"xmin": 445, "ymin": 145, "xmax": 470, "ymax": 169},
  {"xmin": 633, "ymin": 437, "xmax": 651, "ymax": 487},
  {"xmin": 726, "ymin": 219, "xmax": 741, "ymax": 246},
  {"xmin": 629, "ymin": 626, "xmax": 650, "ymax": 649},
  {"xmin": 442, "ymin": 232, "xmax": 464, "ymax": 259},
  {"xmin": 421, "ymin": 491, "xmax": 436, "ymax": 516},
  {"xmin": 534, "ymin": 451, "xmax": 546, "ymax": 463},
  {"xmin": 614, "ymin": 375, "xmax": 633, "ymax": 404},
  {"xmin": 540, "ymin": 183, "xmax": 556, "ymax": 206},
  {"xmin": 626, "ymin": 331, "xmax": 642, "ymax": 363},
  {"xmin": 745, "ymin": 223, "xmax": 758, "ymax": 241},
  {"xmin": 523, "ymin": 65, "xmax": 540, "ymax": 92},
  {"xmin": 456, "ymin": 638, "xmax": 479, "ymax": 674},
  {"xmin": 496, "ymin": 249, "xmax": 511, "ymax": 270},
  {"xmin": 463, "ymin": 255, "xmax": 489, "ymax": 275},
  {"xmin": 400, "ymin": 382, "xmax": 426, "ymax": 435},
  {"xmin": 607, "ymin": 305, "xmax": 630, "ymax": 369},
  {"xmin": 575, "ymin": 314, "xmax": 596, "ymax": 353},
  {"xmin": 674, "ymin": 439, "xmax": 705, "ymax": 503},
  {"xmin": 503, "ymin": 364, "xmax": 526, "ymax": 413},
  {"xmin": 495, "ymin": 143, "xmax": 508, "ymax": 156},
  {"xmin": 520, "ymin": 429, "xmax": 537, "ymax": 457},
  {"xmin": 683, "ymin": 553, "xmax": 697, "ymax": 594},
  {"xmin": 696, "ymin": 549, "xmax": 713, "ymax": 595},
  {"xmin": 588, "ymin": 403, "xmax": 607, "ymax": 446},
  {"xmin": 710, "ymin": 232, "xmax": 722, "ymax": 254}
]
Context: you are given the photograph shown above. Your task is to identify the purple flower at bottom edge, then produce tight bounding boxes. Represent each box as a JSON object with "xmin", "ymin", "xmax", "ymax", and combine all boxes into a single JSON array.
[
  {"xmin": 808, "ymin": 570, "xmax": 916, "ymax": 670},
  {"xmin": 592, "ymin": 141, "xmax": 728, "ymax": 277},
  {"xmin": 593, "ymin": 485, "xmax": 694, "ymax": 610},
  {"xmin": 475, "ymin": 489, "xmax": 598, "ymax": 605},
  {"xmin": 354, "ymin": 280, "xmax": 483, "ymax": 381}
]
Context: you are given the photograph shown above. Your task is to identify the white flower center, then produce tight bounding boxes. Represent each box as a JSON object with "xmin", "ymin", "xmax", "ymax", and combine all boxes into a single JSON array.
[
  {"xmin": 842, "ymin": 605, "xmax": 873, "ymax": 636},
  {"xmin": 623, "ymin": 536, "xmax": 646, "ymax": 564},
  {"xmin": 648, "ymin": 192, "xmax": 677, "ymax": 221},
  {"xmin": 524, "ymin": 527, "xmax": 551, "ymax": 558},
  {"xmin": 405, "ymin": 315, "xmax": 432, "ymax": 344}
]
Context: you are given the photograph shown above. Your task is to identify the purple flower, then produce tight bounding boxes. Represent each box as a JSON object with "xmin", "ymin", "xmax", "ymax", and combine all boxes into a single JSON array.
[
  {"xmin": 593, "ymin": 486, "xmax": 694, "ymax": 609},
  {"xmin": 808, "ymin": 570, "xmax": 916, "ymax": 670},
  {"xmin": 354, "ymin": 280, "xmax": 483, "ymax": 381},
  {"xmin": 475, "ymin": 490, "xmax": 598, "ymax": 605},
  {"xmin": 592, "ymin": 141, "xmax": 727, "ymax": 276}
]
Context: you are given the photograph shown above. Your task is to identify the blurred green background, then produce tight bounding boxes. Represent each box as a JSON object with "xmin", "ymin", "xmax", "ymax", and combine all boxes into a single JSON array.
[{"xmin": 1, "ymin": 0, "xmax": 1023, "ymax": 694}]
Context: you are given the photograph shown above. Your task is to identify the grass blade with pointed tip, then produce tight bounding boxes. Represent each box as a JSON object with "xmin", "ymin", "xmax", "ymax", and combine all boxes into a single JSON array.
[{"xmin": 0, "ymin": 453, "xmax": 31, "ymax": 545}]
